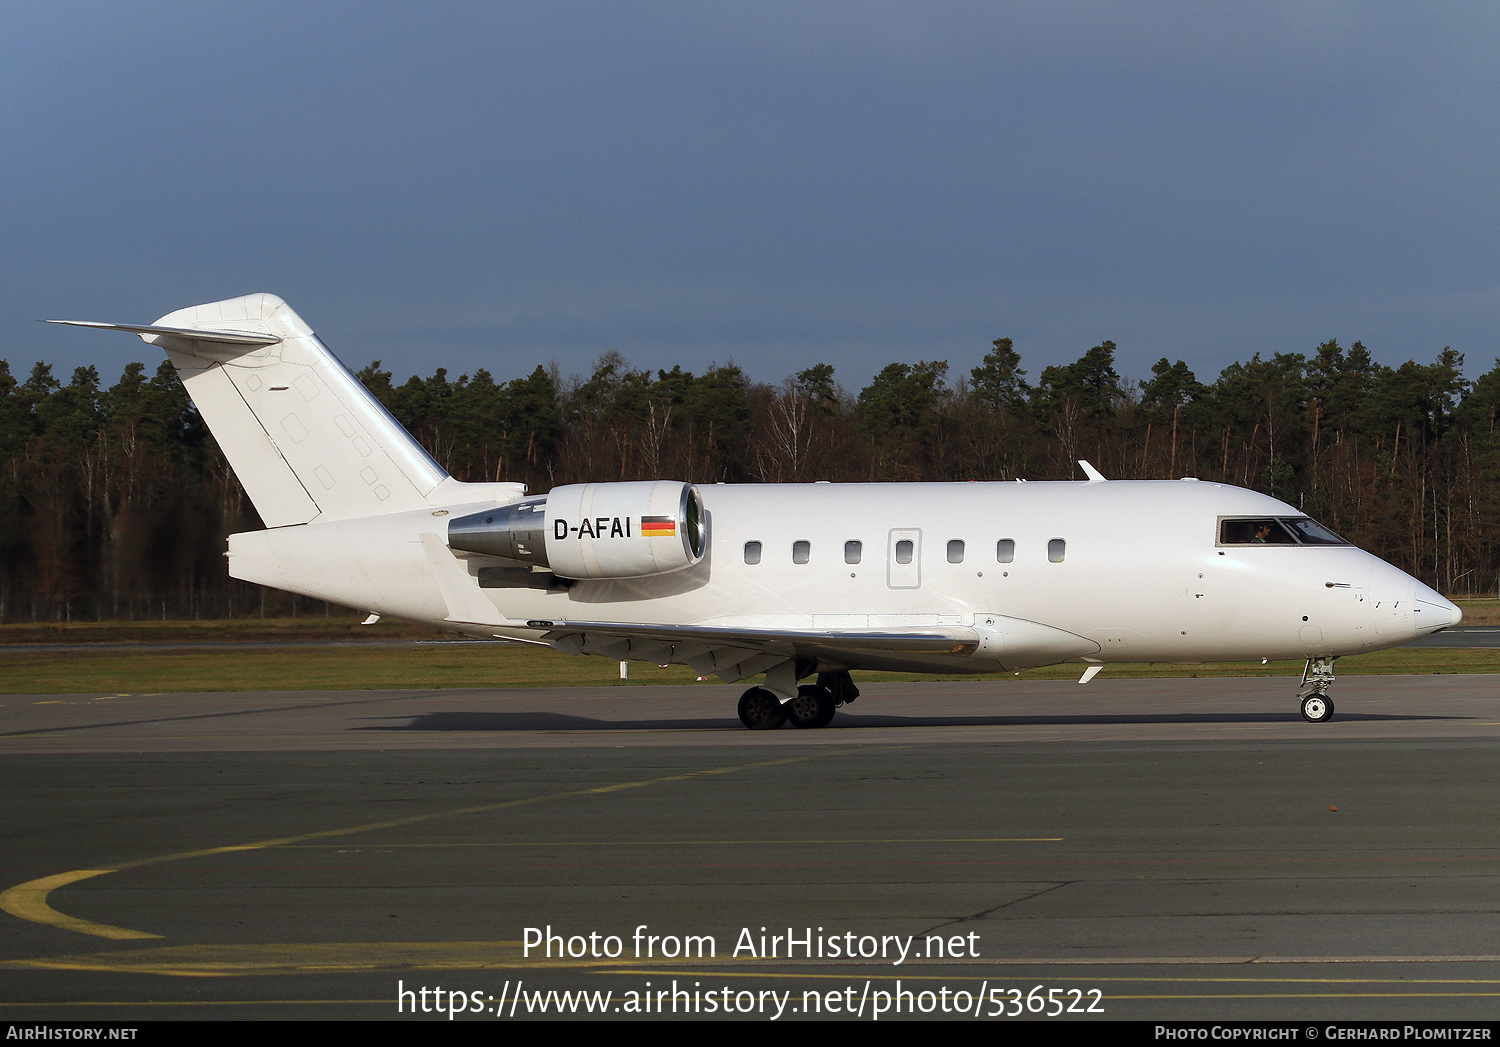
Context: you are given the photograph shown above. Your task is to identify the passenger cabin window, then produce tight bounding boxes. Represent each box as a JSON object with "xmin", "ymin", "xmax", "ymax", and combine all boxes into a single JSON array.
[
  {"xmin": 996, "ymin": 539, "xmax": 1015, "ymax": 563},
  {"xmin": 1218, "ymin": 518, "xmax": 1348, "ymax": 546},
  {"xmin": 792, "ymin": 540, "xmax": 811, "ymax": 564},
  {"xmin": 1048, "ymin": 538, "xmax": 1066, "ymax": 563},
  {"xmin": 946, "ymin": 539, "xmax": 965, "ymax": 563},
  {"xmin": 743, "ymin": 541, "xmax": 762, "ymax": 565},
  {"xmin": 895, "ymin": 539, "xmax": 914, "ymax": 564},
  {"xmin": 844, "ymin": 540, "xmax": 862, "ymax": 564}
]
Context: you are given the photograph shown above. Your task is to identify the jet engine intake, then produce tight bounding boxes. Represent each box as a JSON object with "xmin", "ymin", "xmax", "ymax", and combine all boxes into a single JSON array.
[{"xmin": 447, "ymin": 480, "xmax": 706, "ymax": 580}]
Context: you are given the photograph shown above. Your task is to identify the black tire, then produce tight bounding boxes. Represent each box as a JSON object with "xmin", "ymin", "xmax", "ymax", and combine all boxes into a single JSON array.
[
  {"xmin": 738, "ymin": 687, "xmax": 785, "ymax": 730},
  {"xmin": 784, "ymin": 684, "xmax": 837, "ymax": 729},
  {"xmin": 1300, "ymin": 694, "xmax": 1334, "ymax": 723}
]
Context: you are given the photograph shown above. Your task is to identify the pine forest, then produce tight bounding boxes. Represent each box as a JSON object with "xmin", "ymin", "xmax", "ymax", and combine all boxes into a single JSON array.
[{"xmin": 1, "ymin": 334, "xmax": 1494, "ymax": 621}]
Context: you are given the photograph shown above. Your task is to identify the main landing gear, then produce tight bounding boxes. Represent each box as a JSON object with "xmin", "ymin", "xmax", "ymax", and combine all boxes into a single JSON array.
[
  {"xmin": 784, "ymin": 684, "xmax": 837, "ymax": 729},
  {"xmin": 736, "ymin": 670, "xmax": 860, "ymax": 730},
  {"xmin": 1298, "ymin": 656, "xmax": 1337, "ymax": 723},
  {"xmin": 737, "ymin": 687, "xmax": 785, "ymax": 730}
]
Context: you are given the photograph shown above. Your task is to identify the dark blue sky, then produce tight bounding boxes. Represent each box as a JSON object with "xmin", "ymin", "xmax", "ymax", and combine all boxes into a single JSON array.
[{"xmin": 7, "ymin": 2, "xmax": 1499, "ymax": 393}]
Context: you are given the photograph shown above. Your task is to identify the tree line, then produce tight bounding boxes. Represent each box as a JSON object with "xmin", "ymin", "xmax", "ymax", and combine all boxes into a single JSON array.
[{"xmin": 0, "ymin": 334, "xmax": 1495, "ymax": 621}]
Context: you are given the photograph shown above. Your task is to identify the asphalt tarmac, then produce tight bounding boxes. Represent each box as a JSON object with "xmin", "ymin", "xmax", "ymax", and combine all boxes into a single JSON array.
[{"xmin": 2, "ymin": 674, "xmax": 1500, "ymax": 1022}]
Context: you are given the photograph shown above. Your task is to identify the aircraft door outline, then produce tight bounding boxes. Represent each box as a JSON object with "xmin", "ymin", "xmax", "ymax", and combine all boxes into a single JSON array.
[{"xmin": 888, "ymin": 528, "xmax": 921, "ymax": 589}]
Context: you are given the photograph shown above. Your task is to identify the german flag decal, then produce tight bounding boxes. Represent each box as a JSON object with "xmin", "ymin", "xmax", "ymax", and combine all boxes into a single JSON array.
[{"xmin": 641, "ymin": 515, "xmax": 676, "ymax": 537}]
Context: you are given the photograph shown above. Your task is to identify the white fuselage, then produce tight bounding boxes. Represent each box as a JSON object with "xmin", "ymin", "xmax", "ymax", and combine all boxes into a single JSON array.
[{"xmin": 230, "ymin": 477, "xmax": 1456, "ymax": 674}]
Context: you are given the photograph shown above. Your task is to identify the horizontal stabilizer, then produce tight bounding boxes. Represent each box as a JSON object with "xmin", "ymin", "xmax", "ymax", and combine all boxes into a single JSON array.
[{"xmin": 44, "ymin": 320, "xmax": 282, "ymax": 347}]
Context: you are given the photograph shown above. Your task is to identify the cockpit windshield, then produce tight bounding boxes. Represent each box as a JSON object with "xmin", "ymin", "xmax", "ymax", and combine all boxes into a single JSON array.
[
  {"xmin": 1281, "ymin": 517, "xmax": 1347, "ymax": 545},
  {"xmin": 1218, "ymin": 517, "xmax": 1349, "ymax": 547}
]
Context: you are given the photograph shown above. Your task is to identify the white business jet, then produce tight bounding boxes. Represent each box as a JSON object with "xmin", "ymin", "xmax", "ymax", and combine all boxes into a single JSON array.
[{"xmin": 52, "ymin": 294, "xmax": 1460, "ymax": 729}]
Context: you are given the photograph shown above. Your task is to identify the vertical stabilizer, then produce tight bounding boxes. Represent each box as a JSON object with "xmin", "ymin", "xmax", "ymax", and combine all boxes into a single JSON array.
[{"xmin": 143, "ymin": 294, "xmax": 450, "ymax": 526}]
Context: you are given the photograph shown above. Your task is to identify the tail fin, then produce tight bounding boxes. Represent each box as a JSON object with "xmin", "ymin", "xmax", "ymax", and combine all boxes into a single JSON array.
[{"xmin": 51, "ymin": 294, "xmax": 515, "ymax": 526}]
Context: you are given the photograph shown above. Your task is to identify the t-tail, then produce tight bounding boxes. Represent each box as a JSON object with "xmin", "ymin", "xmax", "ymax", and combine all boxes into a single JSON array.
[{"xmin": 49, "ymin": 293, "xmax": 525, "ymax": 525}]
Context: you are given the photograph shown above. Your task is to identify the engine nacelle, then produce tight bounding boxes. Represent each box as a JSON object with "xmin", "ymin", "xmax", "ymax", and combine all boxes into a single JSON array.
[{"xmin": 447, "ymin": 480, "xmax": 707, "ymax": 580}]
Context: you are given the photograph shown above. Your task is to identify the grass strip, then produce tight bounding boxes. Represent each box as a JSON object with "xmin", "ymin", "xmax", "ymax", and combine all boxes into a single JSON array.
[{"xmin": 0, "ymin": 643, "xmax": 1494, "ymax": 695}]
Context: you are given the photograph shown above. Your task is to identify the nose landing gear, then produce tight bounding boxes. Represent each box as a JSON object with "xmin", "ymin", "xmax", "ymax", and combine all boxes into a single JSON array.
[{"xmin": 1298, "ymin": 656, "xmax": 1338, "ymax": 723}]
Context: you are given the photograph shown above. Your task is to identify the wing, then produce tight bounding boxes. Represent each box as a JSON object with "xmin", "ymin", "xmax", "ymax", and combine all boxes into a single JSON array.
[{"xmin": 534, "ymin": 617, "xmax": 1099, "ymax": 682}]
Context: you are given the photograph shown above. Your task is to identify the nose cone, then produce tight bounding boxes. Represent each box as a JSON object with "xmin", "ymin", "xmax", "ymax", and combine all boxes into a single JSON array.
[{"xmin": 1413, "ymin": 581, "xmax": 1461, "ymax": 634}]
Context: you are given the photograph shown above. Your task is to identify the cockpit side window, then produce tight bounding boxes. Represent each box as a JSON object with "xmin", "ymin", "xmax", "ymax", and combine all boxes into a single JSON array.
[{"xmin": 1218, "ymin": 517, "xmax": 1349, "ymax": 546}]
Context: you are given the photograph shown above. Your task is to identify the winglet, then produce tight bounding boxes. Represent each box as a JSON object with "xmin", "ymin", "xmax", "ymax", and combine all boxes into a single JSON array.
[{"xmin": 1078, "ymin": 460, "xmax": 1107, "ymax": 483}]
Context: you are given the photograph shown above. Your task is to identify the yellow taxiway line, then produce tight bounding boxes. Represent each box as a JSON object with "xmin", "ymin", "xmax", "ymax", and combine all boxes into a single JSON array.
[{"xmin": 0, "ymin": 749, "xmax": 857, "ymax": 941}]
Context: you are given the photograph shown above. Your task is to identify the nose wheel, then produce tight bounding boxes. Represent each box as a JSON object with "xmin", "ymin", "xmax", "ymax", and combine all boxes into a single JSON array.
[
  {"xmin": 1297, "ymin": 656, "xmax": 1338, "ymax": 723},
  {"xmin": 1300, "ymin": 693, "xmax": 1334, "ymax": 723}
]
